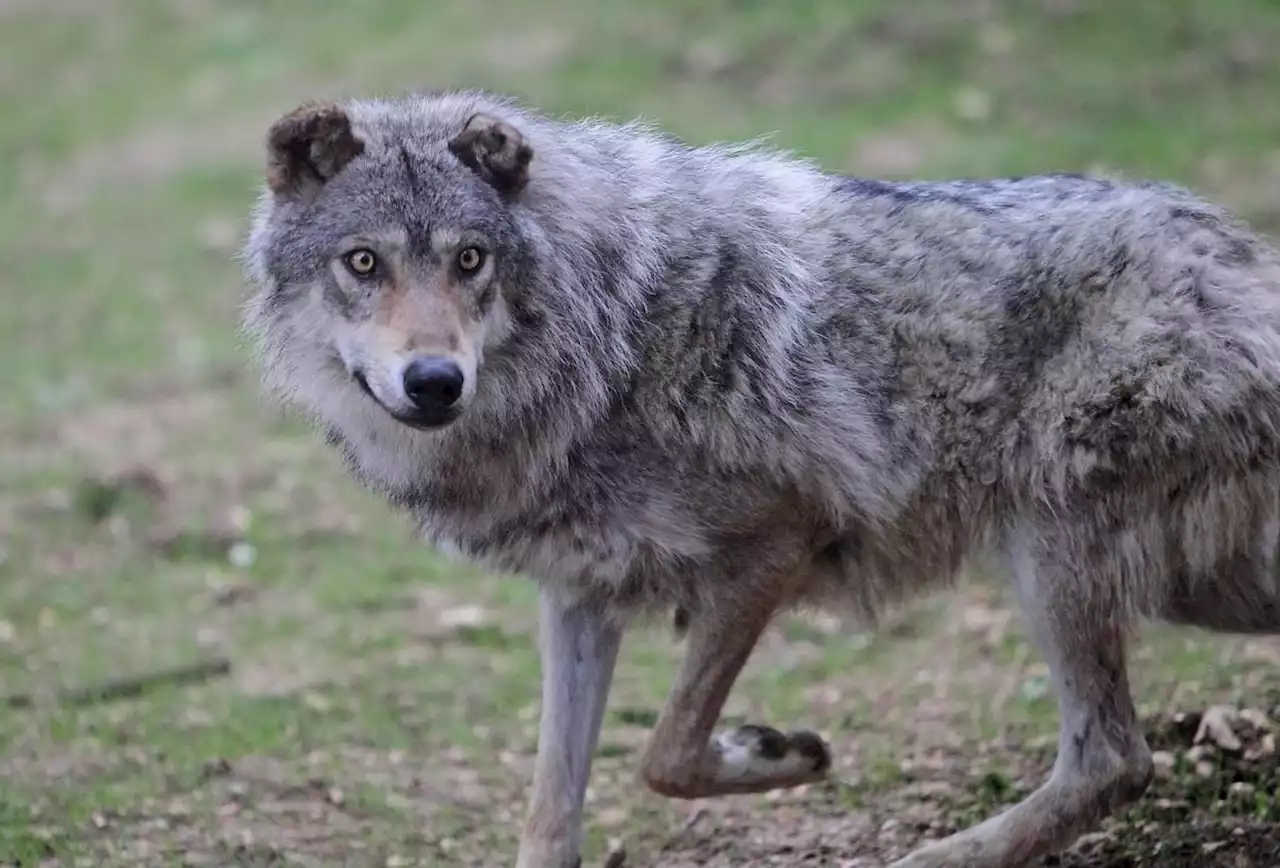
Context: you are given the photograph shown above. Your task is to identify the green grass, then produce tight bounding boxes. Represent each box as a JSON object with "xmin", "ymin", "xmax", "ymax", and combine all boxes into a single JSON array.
[{"xmin": 3, "ymin": 1, "xmax": 1280, "ymax": 865}]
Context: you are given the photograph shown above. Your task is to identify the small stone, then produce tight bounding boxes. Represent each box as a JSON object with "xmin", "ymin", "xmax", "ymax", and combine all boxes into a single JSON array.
[
  {"xmin": 1195, "ymin": 705, "xmax": 1243, "ymax": 752},
  {"xmin": 598, "ymin": 807, "xmax": 628, "ymax": 828},
  {"xmin": 1019, "ymin": 675, "xmax": 1050, "ymax": 702},
  {"xmin": 1185, "ymin": 745, "xmax": 1211, "ymax": 764},
  {"xmin": 1240, "ymin": 708, "xmax": 1275, "ymax": 730},
  {"xmin": 227, "ymin": 541, "xmax": 257, "ymax": 569},
  {"xmin": 1248, "ymin": 733, "xmax": 1277, "ymax": 760},
  {"xmin": 1069, "ymin": 831, "xmax": 1113, "ymax": 852},
  {"xmin": 440, "ymin": 605, "xmax": 489, "ymax": 629}
]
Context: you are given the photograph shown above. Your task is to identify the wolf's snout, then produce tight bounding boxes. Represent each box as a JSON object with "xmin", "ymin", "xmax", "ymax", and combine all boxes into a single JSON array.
[{"xmin": 403, "ymin": 357, "xmax": 465, "ymax": 413}]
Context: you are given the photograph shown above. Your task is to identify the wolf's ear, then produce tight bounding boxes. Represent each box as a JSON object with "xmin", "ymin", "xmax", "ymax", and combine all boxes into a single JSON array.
[
  {"xmin": 447, "ymin": 113, "xmax": 533, "ymax": 197},
  {"xmin": 265, "ymin": 102, "xmax": 365, "ymax": 200}
]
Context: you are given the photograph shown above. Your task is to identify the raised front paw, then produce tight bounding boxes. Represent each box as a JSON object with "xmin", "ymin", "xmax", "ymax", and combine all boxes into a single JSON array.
[{"xmin": 713, "ymin": 723, "xmax": 832, "ymax": 790}]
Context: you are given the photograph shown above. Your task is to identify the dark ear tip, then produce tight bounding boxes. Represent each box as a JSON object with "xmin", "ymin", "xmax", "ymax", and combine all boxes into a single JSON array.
[
  {"xmin": 447, "ymin": 112, "xmax": 534, "ymax": 197},
  {"xmin": 265, "ymin": 101, "xmax": 362, "ymax": 198},
  {"xmin": 268, "ymin": 102, "xmax": 351, "ymax": 143}
]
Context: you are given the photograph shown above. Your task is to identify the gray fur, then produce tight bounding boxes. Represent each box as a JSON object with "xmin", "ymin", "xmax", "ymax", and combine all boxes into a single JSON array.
[{"xmin": 241, "ymin": 89, "xmax": 1280, "ymax": 867}]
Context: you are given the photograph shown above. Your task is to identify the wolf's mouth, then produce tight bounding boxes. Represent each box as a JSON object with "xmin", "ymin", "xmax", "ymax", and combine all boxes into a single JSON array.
[{"xmin": 352, "ymin": 371, "xmax": 459, "ymax": 431}]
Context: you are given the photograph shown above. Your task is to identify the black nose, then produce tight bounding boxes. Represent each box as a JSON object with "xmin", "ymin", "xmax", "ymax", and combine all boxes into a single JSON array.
[{"xmin": 402, "ymin": 357, "xmax": 465, "ymax": 412}]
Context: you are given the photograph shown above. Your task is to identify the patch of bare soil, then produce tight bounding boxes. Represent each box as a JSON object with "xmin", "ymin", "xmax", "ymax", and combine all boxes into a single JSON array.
[
  {"xmin": 63, "ymin": 747, "xmax": 517, "ymax": 868},
  {"xmin": 1052, "ymin": 703, "xmax": 1280, "ymax": 868},
  {"xmin": 18, "ymin": 385, "xmax": 367, "ymax": 567},
  {"xmin": 654, "ymin": 699, "xmax": 1280, "ymax": 867}
]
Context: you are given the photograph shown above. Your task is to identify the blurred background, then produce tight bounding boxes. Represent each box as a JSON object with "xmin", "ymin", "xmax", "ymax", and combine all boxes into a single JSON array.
[{"xmin": 3, "ymin": 2, "xmax": 1280, "ymax": 866}]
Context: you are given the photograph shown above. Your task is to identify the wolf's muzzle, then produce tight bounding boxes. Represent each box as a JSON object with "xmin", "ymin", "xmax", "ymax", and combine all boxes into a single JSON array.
[{"xmin": 353, "ymin": 366, "xmax": 460, "ymax": 430}]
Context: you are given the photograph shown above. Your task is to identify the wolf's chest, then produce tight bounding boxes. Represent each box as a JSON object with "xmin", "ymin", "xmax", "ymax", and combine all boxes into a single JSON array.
[{"xmin": 414, "ymin": 504, "xmax": 647, "ymax": 592}]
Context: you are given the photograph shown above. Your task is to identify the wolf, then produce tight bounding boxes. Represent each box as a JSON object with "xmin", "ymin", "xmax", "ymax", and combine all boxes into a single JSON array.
[{"xmin": 240, "ymin": 89, "xmax": 1280, "ymax": 867}]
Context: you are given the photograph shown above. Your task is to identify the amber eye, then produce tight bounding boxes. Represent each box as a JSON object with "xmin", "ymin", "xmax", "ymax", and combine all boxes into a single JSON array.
[
  {"xmin": 456, "ymin": 246, "xmax": 486, "ymax": 274},
  {"xmin": 345, "ymin": 248, "xmax": 378, "ymax": 277}
]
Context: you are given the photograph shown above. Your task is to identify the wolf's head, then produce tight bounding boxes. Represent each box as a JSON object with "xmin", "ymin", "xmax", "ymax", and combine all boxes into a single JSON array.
[{"xmin": 241, "ymin": 95, "xmax": 538, "ymax": 433}]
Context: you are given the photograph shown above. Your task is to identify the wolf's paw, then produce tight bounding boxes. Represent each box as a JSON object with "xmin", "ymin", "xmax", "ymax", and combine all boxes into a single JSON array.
[{"xmin": 713, "ymin": 723, "xmax": 832, "ymax": 787}]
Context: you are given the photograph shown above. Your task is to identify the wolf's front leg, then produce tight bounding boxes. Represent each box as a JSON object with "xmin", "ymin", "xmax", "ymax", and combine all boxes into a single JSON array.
[
  {"xmin": 516, "ymin": 589, "xmax": 623, "ymax": 868},
  {"xmin": 639, "ymin": 587, "xmax": 831, "ymax": 799}
]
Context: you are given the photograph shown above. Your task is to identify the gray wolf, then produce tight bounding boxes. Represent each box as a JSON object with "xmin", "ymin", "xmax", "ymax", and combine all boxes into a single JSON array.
[{"xmin": 240, "ymin": 89, "xmax": 1280, "ymax": 867}]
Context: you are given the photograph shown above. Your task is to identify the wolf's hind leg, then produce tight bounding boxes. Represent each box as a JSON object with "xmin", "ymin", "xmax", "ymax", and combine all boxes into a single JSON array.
[
  {"xmin": 890, "ymin": 530, "xmax": 1153, "ymax": 868},
  {"xmin": 639, "ymin": 582, "xmax": 831, "ymax": 799}
]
